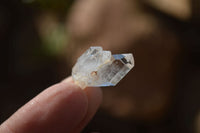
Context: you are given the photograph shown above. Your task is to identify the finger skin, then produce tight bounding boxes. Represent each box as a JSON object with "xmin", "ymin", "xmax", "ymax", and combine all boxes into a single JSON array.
[
  {"xmin": 0, "ymin": 77, "xmax": 88, "ymax": 133},
  {"xmin": 62, "ymin": 77, "xmax": 103, "ymax": 133},
  {"xmin": 0, "ymin": 78, "xmax": 88, "ymax": 133},
  {"xmin": 73, "ymin": 87, "xmax": 102, "ymax": 133},
  {"xmin": 0, "ymin": 77, "xmax": 102, "ymax": 133}
]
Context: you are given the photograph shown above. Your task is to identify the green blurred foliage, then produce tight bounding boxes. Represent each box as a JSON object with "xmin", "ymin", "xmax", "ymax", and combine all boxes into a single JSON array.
[
  {"xmin": 41, "ymin": 23, "xmax": 68, "ymax": 57},
  {"xmin": 22, "ymin": 0, "xmax": 74, "ymax": 15}
]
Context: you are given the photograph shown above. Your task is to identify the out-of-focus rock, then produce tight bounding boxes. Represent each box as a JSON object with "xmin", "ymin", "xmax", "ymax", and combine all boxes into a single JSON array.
[
  {"xmin": 143, "ymin": 0, "xmax": 191, "ymax": 20},
  {"xmin": 66, "ymin": 0, "xmax": 180, "ymax": 121},
  {"xmin": 66, "ymin": 0, "xmax": 153, "ymax": 64}
]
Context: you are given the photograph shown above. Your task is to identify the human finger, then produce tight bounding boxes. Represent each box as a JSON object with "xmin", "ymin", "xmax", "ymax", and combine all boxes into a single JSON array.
[{"xmin": 0, "ymin": 77, "xmax": 89, "ymax": 133}]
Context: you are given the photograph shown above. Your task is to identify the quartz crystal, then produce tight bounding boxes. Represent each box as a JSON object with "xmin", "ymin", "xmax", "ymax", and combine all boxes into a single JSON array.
[{"xmin": 72, "ymin": 46, "xmax": 134, "ymax": 89}]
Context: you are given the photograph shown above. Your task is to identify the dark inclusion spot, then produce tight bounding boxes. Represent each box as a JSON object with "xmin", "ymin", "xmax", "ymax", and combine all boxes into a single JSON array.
[
  {"xmin": 121, "ymin": 58, "xmax": 132, "ymax": 64},
  {"xmin": 91, "ymin": 49, "xmax": 98, "ymax": 55}
]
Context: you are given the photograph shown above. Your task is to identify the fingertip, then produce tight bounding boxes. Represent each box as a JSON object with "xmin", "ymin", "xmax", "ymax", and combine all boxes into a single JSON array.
[
  {"xmin": 0, "ymin": 77, "xmax": 89, "ymax": 133},
  {"xmin": 74, "ymin": 86, "xmax": 103, "ymax": 133},
  {"xmin": 61, "ymin": 76, "xmax": 74, "ymax": 84},
  {"xmin": 84, "ymin": 87, "xmax": 103, "ymax": 109},
  {"xmin": 63, "ymin": 77, "xmax": 103, "ymax": 132}
]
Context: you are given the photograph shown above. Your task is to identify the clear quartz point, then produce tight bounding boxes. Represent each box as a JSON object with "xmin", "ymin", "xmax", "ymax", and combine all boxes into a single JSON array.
[{"xmin": 72, "ymin": 46, "xmax": 134, "ymax": 89}]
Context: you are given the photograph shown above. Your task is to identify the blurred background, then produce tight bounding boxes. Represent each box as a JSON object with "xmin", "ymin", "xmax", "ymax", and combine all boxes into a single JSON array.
[{"xmin": 0, "ymin": 0, "xmax": 200, "ymax": 132}]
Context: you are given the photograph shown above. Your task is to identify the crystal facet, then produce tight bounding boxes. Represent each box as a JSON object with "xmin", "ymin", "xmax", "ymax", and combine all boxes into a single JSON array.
[{"xmin": 72, "ymin": 46, "xmax": 134, "ymax": 89}]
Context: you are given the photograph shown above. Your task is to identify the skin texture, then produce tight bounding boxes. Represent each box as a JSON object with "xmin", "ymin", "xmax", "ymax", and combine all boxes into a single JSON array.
[{"xmin": 0, "ymin": 77, "xmax": 102, "ymax": 133}]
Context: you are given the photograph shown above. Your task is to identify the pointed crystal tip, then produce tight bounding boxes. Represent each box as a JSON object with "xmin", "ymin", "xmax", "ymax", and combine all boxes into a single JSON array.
[{"xmin": 72, "ymin": 46, "xmax": 134, "ymax": 89}]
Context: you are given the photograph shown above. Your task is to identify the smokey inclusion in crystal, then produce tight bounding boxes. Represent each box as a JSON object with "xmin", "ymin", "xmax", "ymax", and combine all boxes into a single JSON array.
[{"xmin": 72, "ymin": 46, "xmax": 134, "ymax": 89}]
